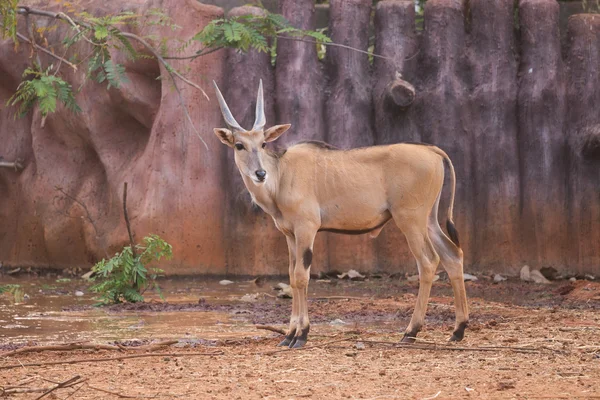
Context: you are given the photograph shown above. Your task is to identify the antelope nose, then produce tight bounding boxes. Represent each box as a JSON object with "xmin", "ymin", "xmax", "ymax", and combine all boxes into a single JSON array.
[{"xmin": 255, "ymin": 169, "xmax": 267, "ymax": 181}]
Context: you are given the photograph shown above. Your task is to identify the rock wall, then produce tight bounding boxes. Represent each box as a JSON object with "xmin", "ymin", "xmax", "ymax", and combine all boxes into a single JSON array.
[{"xmin": 0, "ymin": 0, "xmax": 598, "ymax": 275}]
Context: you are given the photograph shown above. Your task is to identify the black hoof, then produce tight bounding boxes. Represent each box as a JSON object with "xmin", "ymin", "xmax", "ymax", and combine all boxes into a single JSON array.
[
  {"xmin": 278, "ymin": 329, "xmax": 296, "ymax": 347},
  {"xmin": 291, "ymin": 339, "xmax": 306, "ymax": 349},
  {"xmin": 401, "ymin": 327, "xmax": 420, "ymax": 343},
  {"xmin": 401, "ymin": 334, "xmax": 417, "ymax": 344},
  {"xmin": 449, "ymin": 322, "xmax": 467, "ymax": 342},
  {"xmin": 289, "ymin": 326, "xmax": 310, "ymax": 349}
]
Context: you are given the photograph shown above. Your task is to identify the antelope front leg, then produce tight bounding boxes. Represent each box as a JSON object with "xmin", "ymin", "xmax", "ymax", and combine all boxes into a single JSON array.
[
  {"xmin": 288, "ymin": 226, "xmax": 317, "ymax": 349},
  {"xmin": 279, "ymin": 235, "xmax": 299, "ymax": 347}
]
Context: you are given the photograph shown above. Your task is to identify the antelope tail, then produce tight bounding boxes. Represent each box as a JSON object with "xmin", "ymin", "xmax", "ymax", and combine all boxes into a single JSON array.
[{"xmin": 430, "ymin": 146, "xmax": 460, "ymax": 248}]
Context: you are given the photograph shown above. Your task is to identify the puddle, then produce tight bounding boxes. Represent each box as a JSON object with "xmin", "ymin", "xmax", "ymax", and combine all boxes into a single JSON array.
[{"xmin": 0, "ymin": 276, "xmax": 372, "ymax": 347}]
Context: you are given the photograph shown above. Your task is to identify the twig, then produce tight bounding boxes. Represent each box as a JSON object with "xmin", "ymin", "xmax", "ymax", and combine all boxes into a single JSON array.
[
  {"xmin": 256, "ymin": 325, "xmax": 286, "ymax": 335},
  {"xmin": 1, "ymin": 343, "xmax": 121, "ymax": 358},
  {"xmin": 276, "ymin": 35, "xmax": 392, "ymax": 61},
  {"xmin": 86, "ymin": 384, "xmax": 142, "ymax": 399},
  {"xmin": 123, "ymin": 182, "xmax": 137, "ymax": 258},
  {"xmin": 63, "ymin": 380, "xmax": 87, "ymax": 399},
  {"xmin": 256, "ymin": 337, "xmax": 352, "ymax": 356},
  {"xmin": 35, "ymin": 375, "xmax": 81, "ymax": 400},
  {"xmin": 13, "ymin": 31, "xmax": 78, "ymax": 71},
  {"xmin": 163, "ymin": 46, "xmax": 223, "ymax": 60},
  {"xmin": 356, "ymin": 339, "xmax": 543, "ymax": 354},
  {"xmin": 0, "ymin": 351, "xmax": 223, "ymax": 370},
  {"xmin": 1, "ymin": 386, "xmax": 55, "ymax": 394},
  {"xmin": 0, "ymin": 340, "xmax": 178, "ymax": 358},
  {"xmin": 54, "ymin": 186, "xmax": 101, "ymax": 240},
  {"xmin": 0, "ymin": 159, "xmax": 24, "ymax": 171},
  {"xmin": 313, "ymin": 296, "xmax": 369, "ymax": 301}
]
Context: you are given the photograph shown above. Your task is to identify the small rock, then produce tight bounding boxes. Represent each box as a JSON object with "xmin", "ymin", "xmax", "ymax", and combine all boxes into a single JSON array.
[
  {"xmin": 219, "ymin": 280, "xmax": 234, "ymax": 286},
  {"xmin": 330, "ymin": 319, "xmax": 347, "ymax": 326},
  {"xmin": 250, "ymin": 277, "xmax": 265, "ymax": 287},
  {"xmin": 240, "ymin": 293, "xmax": 259, "ymax": 302},
  {"xmin": 493, "ymin": 274, "xmax": 507, "ymax": 283},
  {"xmin": 354, "ymin": 342, "xmax": 365, "ymax": 350},
  {"xmin": 569, "ymin": 277, "xmax": 577, "ymax": 282},
  {"xmin": 585, "ymin": 274, "xmax": 596, "ymax": 281},
  {"xmin": 520, "ymin": 265, "xmax": 531, "ymax": 282},
  {"xmin": 74, "ymin": 290, "xmax": 84, "ymax": 297},
  {"xmin": 463, "ymin": 273, "xmax": 478, "ymax": 282},
  {"xmin": 529, "ymin": 270, "xmax": 551, "ymax": 284},
  {"xmin": 337, "ymin": 269, "xmax": 366, "ymax": 281},
  {"xmin": 81, "ymin": 270, "xmax": 94, "ymax": 280},
  {"xmin": 540, "ymin": 266, "xmax": 558, "ymax": 281},
  {"xmin": 276, "ymin": 283, "xmax": 293, "ymax": 299}
]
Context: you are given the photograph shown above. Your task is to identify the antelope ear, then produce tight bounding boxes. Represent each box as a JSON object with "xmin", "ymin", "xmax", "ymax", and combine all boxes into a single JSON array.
[
  {"xmin": 214, "ymin": 128, "xmax": 234, "ymax": 147},
  {"xmin": 264, "ymin": 124, "xmax": 291, "ymax": 142}
]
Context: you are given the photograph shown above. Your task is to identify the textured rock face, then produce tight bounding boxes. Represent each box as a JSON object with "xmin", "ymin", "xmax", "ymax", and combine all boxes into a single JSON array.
[{"xmin": 0, "ymin": 0, "xmax": 599, "ymax": 275}]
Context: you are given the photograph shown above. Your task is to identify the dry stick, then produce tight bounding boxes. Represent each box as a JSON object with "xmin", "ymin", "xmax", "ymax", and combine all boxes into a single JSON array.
[
  {"xmin": 0, "ymin": 159, "xmax": 24, "ymax": 171},
  {"xmin": 123, "ymin": 182, "xmax": 137, "ymax": 258},
  {"xmin": 356, "ymin": 339, "xmax": 542, "ymax": 354},
  {"xmin": 14, "ymin": 31, "xmax": 77, "ymax": 70},
  {"xmin": 163, "ymin": 46, "xmax": 223, "ymax": 60},
  {"xmin": 255, "ymin": 325, "xmax": 286, "ymax": 335},
  {"xmin": 1, "ymin": 343, "xmax": 120, "ymax": 358},
  {"xmin": 256, "ymin": 337, "xmax": 353, "ymax": 356},
  {"xmin": 276, "ymin": 35, "xmax": 392, "ymax": 61},
  {"xmin": 0, "ymin": 340, "xmax": 179, "ymax": 358},
  {"xmin": 0, "ymin": 351, "xmax": 223, "ymax": 370},
  {"xmin": 35, "ymin": 375, "xmax": 81, "ymax": 400},
  {"xmin": 86, "ymin": 384, "xmax": 141, "ymax": 399},
  {"xmin": 63, "ymin": 381, "xmax": 87, "ymax": 400}
]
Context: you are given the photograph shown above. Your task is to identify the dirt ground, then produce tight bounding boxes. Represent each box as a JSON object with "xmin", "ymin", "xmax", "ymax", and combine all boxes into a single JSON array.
[{"xmin": 1, "ymin": 277, "xmax": 600, "ymax": 399}]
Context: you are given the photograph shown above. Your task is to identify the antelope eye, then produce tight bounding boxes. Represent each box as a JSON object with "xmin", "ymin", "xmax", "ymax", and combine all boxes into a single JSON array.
[
  {"xmin": 235, "ymin": 143, "xmax": 244, "ymax": 151},
  {"xmin": 261, "ymin": 142, "xmax": 266, "ymax": 149}
]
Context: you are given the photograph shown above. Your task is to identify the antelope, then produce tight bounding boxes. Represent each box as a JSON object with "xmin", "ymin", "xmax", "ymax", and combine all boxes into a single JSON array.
[{"xmin": 213, "ymin": 80, "xmax": 469, "ymax": 348}]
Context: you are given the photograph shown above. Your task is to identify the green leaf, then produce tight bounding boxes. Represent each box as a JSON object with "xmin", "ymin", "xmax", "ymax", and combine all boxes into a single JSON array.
[
  {"xmin": 103, "ymin": 60, "xmax": 128, "ymax": 89},
  {"xmin": 94, "ymin": 25, "xmax": 109, "ymax": 40}
]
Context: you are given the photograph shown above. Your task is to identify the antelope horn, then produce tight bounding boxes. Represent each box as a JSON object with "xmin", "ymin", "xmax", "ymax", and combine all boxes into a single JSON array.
[
  {"xmin": 213, "ymin": 81, "xmax": 246, "ymax": 132},
  {"xmin": 252, "ymin": 79, "xmax": 266, "ymax": 132}
]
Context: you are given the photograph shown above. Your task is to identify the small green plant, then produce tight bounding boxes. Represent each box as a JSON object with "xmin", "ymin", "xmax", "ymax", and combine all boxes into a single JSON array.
[
  {"xmin": 8, "ymin": 65, "xmax": 81, "ymax": 118},
  {"xmin": 0, "ymin": 284, "xmax": 24, "ymax": 303},
  {"xmin": 193, "ymin": 12, "xmax": 330, "ymax": 58},
  {"xmin": 90, "ymin": 234, "xmax": 172, "ymax": 304}
]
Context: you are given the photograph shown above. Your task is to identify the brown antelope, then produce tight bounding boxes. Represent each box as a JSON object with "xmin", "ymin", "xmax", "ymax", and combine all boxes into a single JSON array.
[{"xmin": 213, "ymin": 80, "xmax": 469, "ymax": 348}]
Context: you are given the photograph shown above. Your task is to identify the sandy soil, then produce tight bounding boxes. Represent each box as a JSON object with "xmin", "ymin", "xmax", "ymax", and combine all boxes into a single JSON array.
[{"xmin": 1, "ymin": 279, "xmax": 599, "ymax": 399}]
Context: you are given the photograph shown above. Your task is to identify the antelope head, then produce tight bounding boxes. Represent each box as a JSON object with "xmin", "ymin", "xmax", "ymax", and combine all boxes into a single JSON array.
[{"xmin": 213, "ymin": 80, "xmax": 291, "ymax": 185}]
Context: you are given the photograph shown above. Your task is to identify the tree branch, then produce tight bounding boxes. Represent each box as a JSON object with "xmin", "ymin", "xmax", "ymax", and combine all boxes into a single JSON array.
[
  {"xmin": 15, "ymin": 6, "xmax": 210, "ymax": 150},
  {"xmin": 163, "ymin": 46, "xmax": 223, "ymax": 60},
  {"xmin": 122, "ymin": 182, "xmax": 137, "ymax": 259},
  {"xmin": 276, "ymin": 35, "xmax": 393, "ymax": 61},
  {"xmin": 11, "ymin": 30, "xmax": 78, "ymax": 70},
  {"xmin": 0, "ymin": 159, "xmax": 24, "ymax": 171}
]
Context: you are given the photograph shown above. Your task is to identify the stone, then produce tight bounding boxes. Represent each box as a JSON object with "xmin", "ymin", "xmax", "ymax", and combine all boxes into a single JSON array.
[
  {"xmin": 520, "ymin": 265, "xmax": 531, "ymax": 282},
  {"xmin": 529, "ymin": 270, "xmax": 551, "ymax": 284}
]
